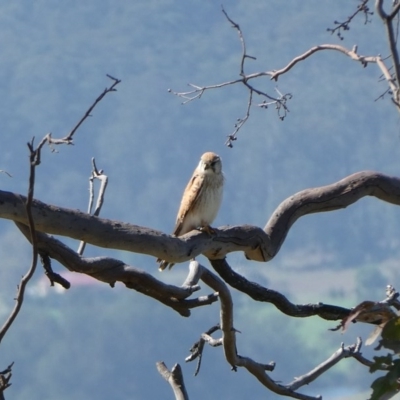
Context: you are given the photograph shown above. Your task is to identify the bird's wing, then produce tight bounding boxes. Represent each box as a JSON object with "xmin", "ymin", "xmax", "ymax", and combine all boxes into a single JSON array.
[{"xmin": 173, "ymin": 172, "xmax": 205, "ymax": 236}]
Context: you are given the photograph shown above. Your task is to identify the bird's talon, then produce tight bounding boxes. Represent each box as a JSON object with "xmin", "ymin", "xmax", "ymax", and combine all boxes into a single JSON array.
[{"xmin": 200, "ymin": 225, "xmax": 216, "ymax": 236}]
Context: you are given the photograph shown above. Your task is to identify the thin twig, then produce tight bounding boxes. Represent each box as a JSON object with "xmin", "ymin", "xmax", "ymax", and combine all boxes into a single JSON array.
[
  {"xmin": 221, "ymin": 7, "xmax": 256, "ymax": 76},
  {"xmin": 225, "ymin": 91, "xmax": 252, "ymax": 147},
  {"xmin": 34, "ymin": 75, "xmax": 121, "ymax": 157},
  {"xmin": 40, "ymin": 253, "xmax": 71, "ymax": 289},
  {"xmin": 186, "ymin": 324, "xmax": 221, "ymax": 376},
  {"xmin": 0, "ymin": 142, "xmax": 40, "ymax": 343},
  {"xmin": 287, "ymin": 338, "xmax": 364, "ymax": 390},
  {"xmin": 77, "ymin": 158, "xmax": 108, "ymax": 256},
  {"xmin": 0, "ymin": 170, "xmax": 12, "ymax": 178},
  {"xmin": 171, "ymin": 10, "xmax": 400, "ymax": 145},
  {"xmin": 65, "ymin": 74, "xmax": 121, "ymax": 142},
  {"xmin": 169, "ymin": 9, "xmax": 292, "ymax": 145},
  {"xmin": 327, "ymin": 0, "xmax": 373, "ymax": 40},
  {"xmin": 0, "ymin": 76, "xmax": 120, "ymax": 343},
  {"xmin": 0, "ymin": 362, "xmax": 14, "ymax": 397}
]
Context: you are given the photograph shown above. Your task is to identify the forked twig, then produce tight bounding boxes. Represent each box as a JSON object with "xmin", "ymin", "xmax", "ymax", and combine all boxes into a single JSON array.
[
  {"xmin": 65, "ymin": 74, "xmax": 121, "ymax": 142},
  {"xmin": 33, "ymin": 75, "xmax": 121, "ymax": 158},
  {"xmin": 169, "ymin": 8, "xmax": 292, "ymax": 146},
  {"xmin": 0, "ymin": 362, "xmax": 13, "ymax": 398},
  {"xmin": 0, "ymin": 76, "xmax": 121, "ymax": 346},
  {"xmin": 156, "ymin": 362, "xmax": 189, "ymax": 400},
  {"xmin": 327, "ymin": 0, "xmax": 373, "ymax": 40},
  {"xmin": 0, "ymin": 141, "xmax": 41, "ymax": 344},
  {"xmin": 221, "ymin": 7, "xmax": 256, "ymax": 76},
  {"xmin": 171, "ymin": 4, "xmax": 400, "ymax": 145},
  {"xmin": 77, "ymin": 158, "xmax": 108, "ymax": 256}
]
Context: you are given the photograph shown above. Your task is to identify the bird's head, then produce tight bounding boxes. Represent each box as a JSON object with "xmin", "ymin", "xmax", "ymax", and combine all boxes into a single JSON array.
[{"xmin": 198, "ymin": 152, "xmax": 222, "ymax": 174}]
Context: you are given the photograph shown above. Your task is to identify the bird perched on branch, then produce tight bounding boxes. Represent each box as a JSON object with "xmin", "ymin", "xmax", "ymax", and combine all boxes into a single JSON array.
[{"xmin": 158, "ymin": 152, "xmax": 224, "ymax": 271}]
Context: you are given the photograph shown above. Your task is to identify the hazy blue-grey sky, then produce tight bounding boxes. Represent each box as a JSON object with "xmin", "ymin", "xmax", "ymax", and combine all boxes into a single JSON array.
[{"xmin": 0, "ymin": 2, "xmax": 398, "ymax": 399}]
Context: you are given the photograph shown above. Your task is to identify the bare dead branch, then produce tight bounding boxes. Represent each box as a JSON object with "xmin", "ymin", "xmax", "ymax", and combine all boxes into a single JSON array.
[
  {"xmin": 287, "ymin": 338, "xmax": 365, "ymax": 391},
  {"xmin": 194, "ymin": 261, "xmax": 320, "ymax": 400},
  {"xmin": 390, "ymin": 2, "xmax": 400, "ymax": 20},
  {"xmin": 376, "ymin": 0, "xmax": 400, "ymax": 105},
  {"xmin": 225, "ymin": 90, "xmax": 252, "ymax": 147},
  {"xmin": 0, "ymin": 76, "xmax": 120, "ymax": 393},
  {"xmin": 2, "ymin": 170, "xmax": 400, "ymax": 268},
  {"xmin": 0, "ymin": 364, "xmax": 14, "ymax": 377},
  {"xmin": 328, "ymin": 285, "xmax": 400, "ymax": 348},
  {"xmin": 29, "ymin": 76, "xmax": 121, "ymax": 159},
  {"xmin": 186, "ymin": 324, "xmax": 221, "ymax": 376},
  {"xmin": 77, "ymin": 158, "xmax": 108, "ymax": 256},
  {"xmin": 210, "ymin": 258, "xmax": 353, "ymax": 322},
  {"xmin": 0, "ymin": 143, "xmax": 40, "ymax": 344},
  {"xmin": 170, "ymin": 9, "xmax": 292, "ymax": 144},
  {"xmin": 64, "ymin": 74, "xmax": 120, "ymax": 142},
  {"xmin": 169, "ymin": 3, "xmax": 400, "ymax": 148},
  {"xmin": 221, "ymin": 6, "xmax": 256, "ymax": 76},
  {"xmin": 1, "ymin": 188, "xmax": 273, "ymax": 263},
  {"xmin": 352, "ymin": 352, "xmax": 379, "ymax": 369},
  {"xmin": 156, "ymin": 362, "xmax": 189, "ymax": 400},
  {"xmin": 375, "ymin": 0, "xmax": 387, "ymax": 19},
  {"xmin": 171, "ymin": 24, "xmax": 400, "ymax": 144},
  {"xmin": 0, "ymin": 362, "xmax": 13, "ymax": 398},
  {"xmin": 40, "ymin": 252, "xmax": 71, "ymax": 289},
  {"xmin": 89, "ymin": 158, "xmax": 108, "ymax": 216},
  {"xmin": 187, "ymin": 263, "xmax": 378, "ymax": 397},
  {"xmin": 200, "ymin": 333, "xmax": 222, "ymax": 347},
  {"xmin": 168, "ymin": 80, "xmax": 243, "ymax": 103},
  {"xmin": 327, "ymin": 0, "xmax": 373, "ymax": 40},
  {"xmin": 376, "ymin": 0, "xmax": 400, "ymax": 21},
  {"xmin": 286, "ymin": 335, "xmax": 387, "ymax": 393},
  {"xmin": 272, "ymin": 44, "xmax": 365, "ymax": 78},
  {"xmin": 0, "ymin": 74, "xmax": 119, "ymax": 343},
  {"xmin": 263, "ymin": 171, "xmax": 400, "ymax": 260},
  {"xmin": 15, "ymin": 223, "xmax": 218, "ymax": 317}
]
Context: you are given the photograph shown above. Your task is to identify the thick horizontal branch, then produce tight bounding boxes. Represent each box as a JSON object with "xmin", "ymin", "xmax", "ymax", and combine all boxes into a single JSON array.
[
  {"xmin": 0, "ymin": 189, "xmax": 270, "ymax": 262},
  {"xmin": 15, "ymin": 223, "xmax": 218, "ymax": 317},
  {"xmin": 2, "ymin": 171, "xmax": 400, "ymax": 266}
]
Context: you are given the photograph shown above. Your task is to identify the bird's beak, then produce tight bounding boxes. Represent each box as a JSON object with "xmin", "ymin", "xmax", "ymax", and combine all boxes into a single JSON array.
[{"xmin": 204, "ymin": 163, "xmax": 210, "ymax": 170}]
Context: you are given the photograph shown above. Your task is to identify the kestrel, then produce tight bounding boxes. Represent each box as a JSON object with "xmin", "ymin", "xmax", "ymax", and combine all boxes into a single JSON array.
[{"xmin": 158, "ymin": 152, "xmax": 224, "ymax": 271}]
